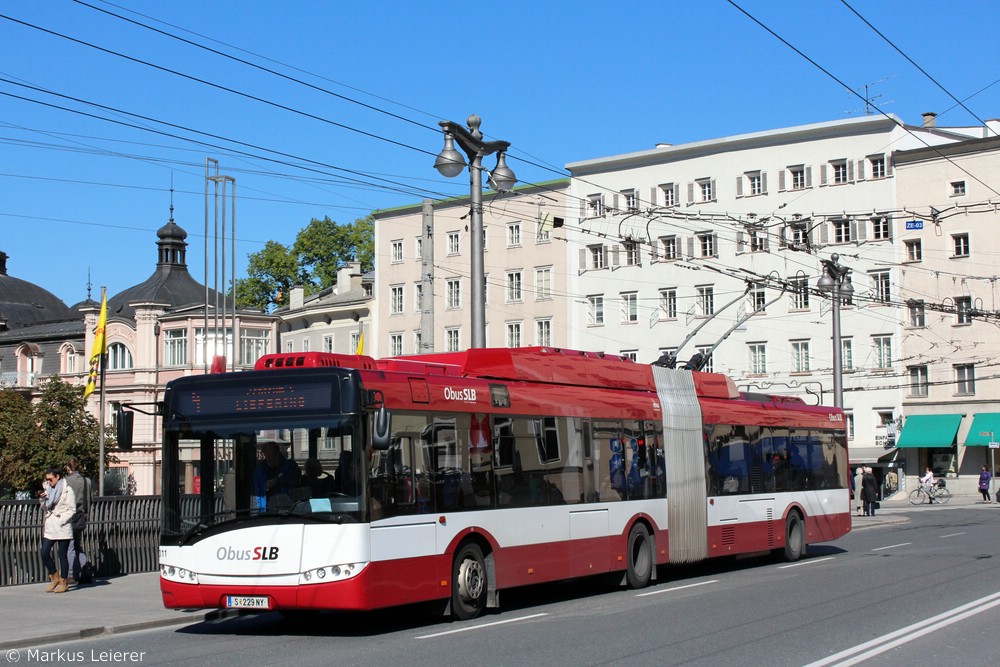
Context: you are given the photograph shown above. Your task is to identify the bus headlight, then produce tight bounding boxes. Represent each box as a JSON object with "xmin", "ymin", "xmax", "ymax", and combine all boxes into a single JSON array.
[
  {"xmin": 161, "ymin": 564, "xmax": 199, "ymax": 585},
  {"xmin": 298, "ymin": 562, "xmax": 367, "ymax": 585}
]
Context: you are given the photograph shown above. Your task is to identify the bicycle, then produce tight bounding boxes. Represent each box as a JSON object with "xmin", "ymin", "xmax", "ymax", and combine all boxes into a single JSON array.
[{"xmin": 908, "ymin": 481, "xmax": 952, "ymax": 505}]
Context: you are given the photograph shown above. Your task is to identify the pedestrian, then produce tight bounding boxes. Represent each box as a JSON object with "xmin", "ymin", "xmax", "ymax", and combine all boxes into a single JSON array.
[
  {"xmin": 921, "ymin": 467, "xmax": 935, "ymax": 503},
  {"xmin": 64, "ymin": 457, "xmax": 93, "ymax": 584},
  {"xmin": 862, "ymin": 466, "xmax": 879, "ymax": 516},
  {"xmin": 853, "ymin": 467, "xmax": 865, "ymax": 516},
  {"xmin": 978, "ymin": 465, "xmax": 992, "ymax": 503},
  {"xmin": 39, "ymin": 466, "xmax": 76, "ymax": 593}
]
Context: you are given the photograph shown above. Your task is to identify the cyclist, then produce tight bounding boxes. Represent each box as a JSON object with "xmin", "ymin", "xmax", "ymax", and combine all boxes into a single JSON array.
[{"xmin": 921, "ymin": 467, "xmax": 935, "ymax": 503}]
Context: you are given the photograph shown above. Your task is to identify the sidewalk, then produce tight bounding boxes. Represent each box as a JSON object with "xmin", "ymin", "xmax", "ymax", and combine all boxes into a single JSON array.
[
  {"xmin": 0, "ymin": 572, "xmax": 232, "ymax": 651},
  {"xmin": 2, "ymin": 493, "xmax": 994, "ymax": 650}
]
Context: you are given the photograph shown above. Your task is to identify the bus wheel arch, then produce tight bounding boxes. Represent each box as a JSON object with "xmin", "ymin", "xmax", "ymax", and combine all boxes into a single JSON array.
[
  {"xmin": 449, "ymin": 537, "xmax": 495, "ymax": 620},
  {"xmin": 625, "ymin": 520, "xmax": 655, "ymax": 589}
]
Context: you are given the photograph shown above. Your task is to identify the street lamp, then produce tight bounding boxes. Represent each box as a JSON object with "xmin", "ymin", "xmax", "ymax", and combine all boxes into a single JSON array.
[
  {"xmin": 434, "ymin": 115, "xmax": 516, "ymax": 348},
  {"xmin": 817, "ymin": 253, "xmax": 854, "ymax": 408}
]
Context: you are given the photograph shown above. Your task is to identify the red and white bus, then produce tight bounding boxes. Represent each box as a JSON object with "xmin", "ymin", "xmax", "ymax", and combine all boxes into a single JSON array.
[{"xmin": 150, "ymin": 347, "xmax": 850, "ymax": 619}]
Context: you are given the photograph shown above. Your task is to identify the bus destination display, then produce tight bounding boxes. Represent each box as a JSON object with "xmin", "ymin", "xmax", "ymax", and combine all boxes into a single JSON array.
[{"xmin": 174, "ymin": 380, "xmax": 335, "ymax": 418}]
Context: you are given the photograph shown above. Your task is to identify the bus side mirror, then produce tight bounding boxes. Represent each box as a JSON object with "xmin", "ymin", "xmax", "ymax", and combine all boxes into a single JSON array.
[
  {"xmin": 117, "ymin": 408, "xmax": 134, "ymax": 451},
  {"xmin": 372, "ymin": 406, "xmax": 391, "ymax": 450}
]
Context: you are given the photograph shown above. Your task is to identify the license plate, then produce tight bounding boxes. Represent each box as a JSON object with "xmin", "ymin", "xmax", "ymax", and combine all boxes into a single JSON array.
[{"xmin": 225, "ymin": 595, "xmax": 270, "ymax": 609}]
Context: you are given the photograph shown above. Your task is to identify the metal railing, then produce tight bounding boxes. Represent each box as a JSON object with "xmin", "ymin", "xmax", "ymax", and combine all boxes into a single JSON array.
[{"xmin": 0, "ymin": 495, "xmax": 215, "ymax": 587}]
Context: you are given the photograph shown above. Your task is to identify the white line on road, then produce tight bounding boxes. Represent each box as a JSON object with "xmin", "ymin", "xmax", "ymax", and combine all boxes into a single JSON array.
[
  {"xmin": 778, "ymin": 556, "xmax": 835, "ymax": 569},
  {"xmin": 939, "ymin": 532, "xmax": 965, "ymax": 538},
  {"xmin": 871, "ymin": 542, "xmax": 911, "ymax": 551},
  {"xmin": 635, "ymin": 579, "xmax": 719, "ymax": 597},
  {"xmin": 803, "ymin": 590, "xmax": 1000, "ymax": 666},
  {"xmin": 414, "ymin": 613, "xmax": 548, "ymax": 639}
]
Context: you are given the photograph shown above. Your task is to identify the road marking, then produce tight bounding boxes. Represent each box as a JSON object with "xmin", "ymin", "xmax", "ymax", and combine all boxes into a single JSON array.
[
  {"xmin": 872, "ymin": 542, "xmax": 911, "ymax": 551},
  {"xmin": 778, "ymin": 556, "xmax": 835, "ymax": 569},
  {"xmin": 939, "ymin": 532, "xmax": 964, "ymax": 538},
  {"xmin": 635, "ymin": 579, "xmax": 718, "ymax": 597},
  {"xmin": 803, "ymin": 590, "xmax": 1000, "ymax": 666},
  {"xmin": 414, "ymin": 613, "xmax": 547, "ymax": 639}
]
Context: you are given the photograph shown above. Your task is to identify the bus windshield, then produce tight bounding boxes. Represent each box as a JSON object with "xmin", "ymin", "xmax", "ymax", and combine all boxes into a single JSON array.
[{"xmin": 161, "ymin": 414, "xmax": 367, "ymax": 542}]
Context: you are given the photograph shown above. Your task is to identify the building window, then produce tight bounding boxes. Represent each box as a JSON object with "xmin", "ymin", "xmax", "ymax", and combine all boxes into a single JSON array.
[
  {"xmin": 660, "ymin": 183, "xmax": 677, "ymax": 207},
  {"xmin": 905, "ymin": 240, "xmax": 922, "ymax": 262},
  {"xmin": 870, "ymin": 271, "xmax": 891, "ymax": 303},
  {"xmin": 388, "ymin": 333, "xmax": 402, "ymax": 356},
  {"xmin": 659, "ymin": 288, "xmax": 677, "ymax": 319},
  {"xmin": 587, "ymin": 194, "xmax": 604, "ymax": 217},
  {"xmin": 749, "ymin": 343, "xmax": 767, "ymax": 374},
  {"xmin": 196, "ymin": 328, "xmax": 233, "ymax": 365},
  {"xmin": 790, "ymin": 165, "xmax": 807, "ymax": 190},
  {"xmin": 415, "ymin": 238, "xmax": 422, "ymax": 260},
  {"xmin": 534, "ymin": 267, "xmax": 552, "ymax": 300},
  {"xmin": 873, "ymin": 336, "xmax": 892, "ymax": 369},
  {"xmin": 791, "ymin": 340, "xmax": 810, "ymax": 373},
  {"xmin": 871, "ymin": 216, "xmax": 891, "ymax": 241},
  {"xmin": 240, "ymin": 328, "xmax": 269, "ymax": 365},
  {"xmin": 446, "ymin": 279, "xmax": 461, "ymax": 309},
  {"xmin": 621, "ymin": 292, "xmax": 638, "ymax": 323},
  {"xmin": 447, "ymin": 232, "xmax": 461, "ymax": 255},
  {"xmin": 831, "ymin": 160, "xmax": 849, "ymax": 184},
  {"xmin": 413, "ymin": 331, "xmax": 422, "ymax": 353},
  {"xmin": 506, "ymin": 271, "xmax": 523, "ymax": 302},
  {"xmin": 745, "ymin": 171, "xmax": 764, "ymax": 196},
  {"xmin": 951, "ymin": 180, "xmax": 966, "ymax": 196},
  {"xmin": 505, "ymin": 321, "xmax": 522, "ymax": 348},
  {"xmin": 842, "ymin": 338, "xmax": 854, "ymax": 371},
  {"xmin": 698, "ymin": 179, "xmax": 714, "ymax": 202},
  {"xmin": 107, "ymin": 342, "xmax": 133, "ymax": 371},
  {"xmin": 791, "ymin": 275, "xmax": 810, "ymax": 310},
  {"xmin": 696, "ymin": 346, "xmax": 714, "ymax": 373},
  {"xmin": 507, "ymin": 222, "xmax": 521, "ymax": 247},
  {"xmin": 588, "ymin": 244, "xmax": 606, "ymax": 270},
  {"xmin": 748, "ymin": 229, "xmax": 768, "ymax": 252},
  {"xmin": 908, "ymin": 365, "xmax": 929, "ymax": 397},
  {"xmin": 845, "ymin": 412, "xmax": 855, "ymax": 440},
  {"xmin": 390, "ymin": 285, "xmax": 404, "ymax": 314},
  {"xmin": 789, "ymin": 222, "xmax": 808, "ymax": 247},
  {"xmin": 322, "ymin": 334, "xmax": 334, "ymax": 353},
  {"xmin": 588, "ymin": 295, "xmax": 604, "ymax": 326},
  {"xmin": 952, "ymin": 233, "xmax": 970, "ymax": 257},
  {"xmin": 445, "ymin": 328, "xmax": 460, "ymax": 352},
  {"xmin": 956, "ymin": 296, "xmax": 973, "ymax": 325},
  {"xmin": 833, "ymin": 218, "xmax": 852, "ymax": 243},
  {"xmin": 697, "ymin": 232, "xmax": 716, "ymax": 257},
  {"xmin": 285, "ymin": 340, "xmax": 293, "ymax": 353},
  {"xmin": 621, "ymin": 189, "xmax": 638, "ymax": 212},
  {"xmin": 163, "ymin": 329, "xmax": 187, "ymax": 366},
  {"xmin": 749, "ymin": 283, "xmax": 766, "ymax": 311},
  {"xmin": 415, "ymin": 283, "xmax": 423, "ymax": 311},
  {"xmin": 623, "ymin": 240, "xmax": 640, "ymax": 266},
  {"xmin": 535, "ymin": 319, "xmax": 552, "ymax": 347},
  {"xmin": 659, "ymin": 236, "xmax": 678, "ymax": 260},
  {"xmin": 697, "ymin": 285, "xmax": 714, "ymax": 316},
  {"xmin": 908, "ymin": 301, "xmax": 926, "ymax": 327},
  {"xmin": 955, "ymin": 364, "xmax": 976, "ymax": 395},
  {"xmin": 391, "ymin": 240, "xmax": 404, "ymax": 263},
  {"xmin": 869, "ymin": 155, "xmax": 886, "ymax": 179}
]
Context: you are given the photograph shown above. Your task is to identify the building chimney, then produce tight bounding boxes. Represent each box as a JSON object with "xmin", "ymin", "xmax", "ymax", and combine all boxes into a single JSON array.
[
  {"xmin": 922, "ymin": 112, "xmax": 937, "ymax": 128},
  {"xmin": 289, "ymin": 285, "xmax": 304, "ymax": 309},
  {"xmin": 336, "ymin": 262, "xmax": 361, "ymax": 295}
]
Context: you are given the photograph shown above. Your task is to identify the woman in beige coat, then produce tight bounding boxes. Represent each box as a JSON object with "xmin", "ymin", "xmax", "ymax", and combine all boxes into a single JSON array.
[{"xmin": 39, "ymin": 466, "xmax": 76, "ymax": 593}]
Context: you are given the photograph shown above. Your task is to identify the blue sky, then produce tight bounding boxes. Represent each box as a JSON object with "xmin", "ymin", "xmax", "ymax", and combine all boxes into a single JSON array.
[{"xmin": 2, "ymin": 0, "xmax": 998, "ymax": 306}]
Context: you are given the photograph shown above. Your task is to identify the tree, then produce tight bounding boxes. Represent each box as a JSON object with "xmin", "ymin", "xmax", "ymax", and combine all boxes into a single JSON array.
[
  {"xmin": 234, "ymin": 214, "xmax": 374, "ymax": 312},
  {"xmin": 0, "ymin": 377, "xmax": 103, "ymax": 498}
]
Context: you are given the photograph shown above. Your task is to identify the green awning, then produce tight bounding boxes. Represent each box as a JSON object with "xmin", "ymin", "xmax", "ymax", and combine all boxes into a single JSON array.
[
  {"xmin": 896, "ymin": 414, "xmax": 963, "ymax": 448},
  {"xmin": 964, "ymin": 413, "xmax": 1000, "ymax": 446}
]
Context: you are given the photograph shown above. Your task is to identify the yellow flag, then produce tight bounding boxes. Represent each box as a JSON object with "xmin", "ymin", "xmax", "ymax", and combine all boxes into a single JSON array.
[
  {"xmin": 355, "ymin": 321, "xmax": 365, "ymax": 355},
  {"xmin": 83, "ymin": 292, "xmax": 108, "ymax": 399}
]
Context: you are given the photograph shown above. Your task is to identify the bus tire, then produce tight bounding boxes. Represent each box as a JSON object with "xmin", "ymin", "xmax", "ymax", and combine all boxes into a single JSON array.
[
  {"xmin": 782, "ymin": 511, "xmax": 806, "ymax": 562},
  {"xmin": 451, "ymin": 542, "xmax": 487, "ymax": 620},
  {"xmin": 625, "ymin": 523, "xmax": 652, "ymax": 589}
]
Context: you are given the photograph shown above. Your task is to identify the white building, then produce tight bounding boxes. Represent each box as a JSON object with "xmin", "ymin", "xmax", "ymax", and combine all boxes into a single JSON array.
[{"xmin": 564, "ymin": 114, "xmax": 974, "ymax": 463}]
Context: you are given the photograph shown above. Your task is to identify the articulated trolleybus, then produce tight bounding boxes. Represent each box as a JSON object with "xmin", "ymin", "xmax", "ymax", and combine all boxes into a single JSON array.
[{"xmin": 154, "ymin": 347, "xmax": 850, "ymax": 619}]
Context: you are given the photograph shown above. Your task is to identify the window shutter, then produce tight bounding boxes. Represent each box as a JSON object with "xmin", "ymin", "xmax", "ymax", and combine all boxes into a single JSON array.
[
  {"xmin": 851, "ymin": 219, "xmax": 861, "ymax": 242},
  {"xmin": 673, "ymin": 184, "xmax": 681, "ymax": 206},
  {"xmin": 710, "ymin": 179, "xmax": 717, "ymax": 200},
  {"xmin": 649, "ymin": 187, "xmax": 657, "ymax": 208},
  {"xmin": 761, "ymin": 171, "xmax": 768, "ymax": 194},
  {"xmin": 611, "ymin": 245, "xmax": 620, "ymax": 267},
  {"xmin": 736, "ymin": 230, "xmax": 746, "ymax": 254},
  {"xmin": 712, "ymin": 233, "xmax": 719, "ymax": 257},
  {"xmin": 687, "ymin": 182, "xmax": 695, "ymax": 204},
  {"xmin": 805, "ymin": 166, "xmax": 812, "ymax": 188},
  {"xmin": 687, "ymin": 236, "xmax": 696, "ymax": 258},
  {"xmin": 736, "ymin": 176, "xmax": 744, "ymax": 197},
  {"xmin": 885, "ymin": 217, "xmax": 893, "ymax": 240},
  {"xmin": 579, "ymin": 248, "xmax": 587, "ymax": 271},
  {"xmin": 579, "ymin": 199, "xmax": 587, "ymax": 217},
  {"xmin": 762, "ymin": 234, "xmax": 770, "ymax": 252},
  {"xmin": 780, "ymin": 225, "xmax": 788, "ymax": 248},
  {"xmin": 612, "ymin": 193, "xmax": 619, "ymax": 212},
  {"xmin": 778, "ymin": 170, "xmax": 786, "ymax": 192},
  {"xmin": 857, "ymin": 160, "xmax": 866, "ymax": 180},
  {"xmin": 820, "ymin": 164, "xmax": 828, "ymax": 186},
  {"xmin": 848, "ymin": 161, "xmax": 855, "ymax": 182},
  {"xmin": 818, "ymin": 223, "xmax": 829, "ymax": 245}
]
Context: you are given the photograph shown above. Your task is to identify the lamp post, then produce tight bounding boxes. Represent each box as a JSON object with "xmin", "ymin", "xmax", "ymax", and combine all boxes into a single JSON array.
[
  {"xmin": 434, "ymin": 115, "xmax": 516, "ymax": 348},
  {"xmin": 817, "ymin": 253, "xmax": 854, "ymax": 408}
]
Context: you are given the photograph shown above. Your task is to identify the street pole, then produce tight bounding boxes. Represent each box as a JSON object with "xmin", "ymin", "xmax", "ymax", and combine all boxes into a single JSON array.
[
  {"xmin": 818, "ymin": 253, "xmax": 853, "ymax": 409},
  {"xmin": 434, "ymin": 115, "xmax": 516, "ymax": 348}
]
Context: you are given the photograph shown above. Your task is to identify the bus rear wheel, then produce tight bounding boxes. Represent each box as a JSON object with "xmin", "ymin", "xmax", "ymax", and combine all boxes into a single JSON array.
[
  {"xmin": 781, "ymin": 511, "xmax": 806, "ymax": 562},
  {"xmin": 451, "ymin": 542, "xmax": 487, "ymax": 620},
  {"xmin": 626, "ymin": 523, "xmax": 652, "ymax": 589}
]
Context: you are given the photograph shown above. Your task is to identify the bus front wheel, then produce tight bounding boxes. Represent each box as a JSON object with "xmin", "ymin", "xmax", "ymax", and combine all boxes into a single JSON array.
[
  {"xmin": 451, "ymin": 542, "xmax": 487, "ymax": 620},
  {"xmin": 781, "ymin": 511, "xmax": 806, "ymax": 562},
  {"xmin": 626, "ymin": 523, "xmax": 653, "ymax": 589}
]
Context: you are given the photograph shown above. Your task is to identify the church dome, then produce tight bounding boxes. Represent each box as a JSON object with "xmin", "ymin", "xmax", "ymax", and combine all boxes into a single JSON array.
[{"xmin": 0, "ymin": 251, "xmax": 72, "ymax": 331}]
